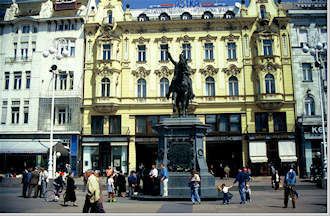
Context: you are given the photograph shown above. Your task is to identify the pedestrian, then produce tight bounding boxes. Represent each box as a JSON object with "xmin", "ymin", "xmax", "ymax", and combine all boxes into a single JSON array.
[
  {"xmin": 83, "ymin": 170, "xmax": 104, "ymax": 213},
  {"xmin": 217, "ymin": 183, "xmax": 233, "ymax": 205},
  {"xmin": 245, "ymin": 184, "xmax": 252, "ymax": 202},
  {"xmin": 189, "ymin": 170, "xmax": 201, "ymax": 205},
  {"xmin": 106, "ymin": 173, "xmax": 116, "ymax": 202},
  {"xmin": 233, "ymin": 167, "xmax": 250, "ymax": 204},
  {"xmin": 224, "ymin": 165, "xmax": 230, "ymax": 179},
  {"xmin": 273, "ymin": 170, "xmax": 280, "ymax": 190},
  {"xmin": 28, "ymin": 167, "xmax": 39, "ymax": 198},
  {"xmin": 117, "ymin": 171, "xmax": 126, "ymax": 197},
  {"xmin": 53, "ymin": 172, "xmax": 65, "ymax": 200},
  {"xmin": 65, "ymin": 164, "xmax": 72, "ymax": 175},
  {"xmin": 283, "ymin": 168, "xmax": 297, "ymax": 208},
  {"xmin": 94, "ymin": 170, "xmax": 105, "ymax": 213},
  {"xmin": 64, "ymin": 172, "xmax": 77, "ymax": 206},
  {"xmin": 159, "ymin": 163, "xmax": 169, "ymax": 197},
  {"xmin": 149, "ymin": 164, "xmax": 159, "ymax": 196},
  {"xmin": 83, "ymin": 172, "xmax": 88, "ymax": 192},
  {"xmin": 219, "ymin": 163, "xmax": 224, "ymax": 179},
  {"xmin": 208, "ymin": 164, "xmax": 215, "ymax": 176},
  {"xmin": 21, "ymin": 168, "xmax": 30, "ymax": 198},
  {"xmin": 38, "ymin": 167, "xmax": 48, "ymax": 198},
  {"xmin": 128, "ymin": 171, "xmax": 138, "ymax": 197}
]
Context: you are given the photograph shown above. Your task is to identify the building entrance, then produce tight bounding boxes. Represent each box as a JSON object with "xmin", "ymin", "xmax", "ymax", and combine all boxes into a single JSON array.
[{"xmin": 136, "ymin": 143, "xmax": 157, "ymax": 170}]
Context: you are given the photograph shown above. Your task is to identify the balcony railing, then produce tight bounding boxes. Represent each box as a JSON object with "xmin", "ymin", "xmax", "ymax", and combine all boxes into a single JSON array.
[
  {"xmin": 255, "ymin": 93, "xmax": 284, "ymax": 110},
  {"xmin": 5, "ymin": 57, "xmax": 32, "ymax": 63}
]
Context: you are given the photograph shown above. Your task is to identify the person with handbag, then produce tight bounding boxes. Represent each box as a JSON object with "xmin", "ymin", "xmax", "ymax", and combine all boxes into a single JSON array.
[{"xmin": 64, "ymin": 172, "xmax": 77, "ymax": 206}]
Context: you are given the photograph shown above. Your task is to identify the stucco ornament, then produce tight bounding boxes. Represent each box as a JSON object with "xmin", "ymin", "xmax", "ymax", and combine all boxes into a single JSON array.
[
  {"xmin": 96, "ymin": 62, "xmax": 118, "ymax": 75},
  {"xmin": 200, "ymin": 65, "xmax": 219, "ymax": 76},
  {"xmin": 154, "ymin": 66, "xmax": 174, "ymax": 78},
  {"xmin": 4, "ymin": 0, "xmax": 19, "ymax": 21},
  {"xmin": 132, "ymin": 67, "xmax": 151, "ymax": 78},
  {"xmin": 77, "ymin": 5, "xmax": 87, "ymax": 17},
  {"xmin": 222, "ymin": 64, "xmax": 241, "ymax": 76}
]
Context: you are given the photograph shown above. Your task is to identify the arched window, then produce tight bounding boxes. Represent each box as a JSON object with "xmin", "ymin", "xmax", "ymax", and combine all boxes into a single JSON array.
[
  {"xmin": 202, "ymin": 11, "xmax": 213, "ymax": 19},
  {"xmin": 265, "ymin": 74, "xmax": 275, "ymax": 94},
  {"xmin": 229, "ymin": 76, "xmax": 239, "ymax": 96},
  {"xmin": 160, "ymin": 78, "xmax": 169, "ymax": 97},
  {"xmin": 305, "ymin": 97, "xmax": 315, "ymax": 116},
  {"xmin": 205, "ymin": 76, "xmax": 215, "ymax": 96},
  {"xmin": 181, "ymin": 12, "xmax": 192, "ymax": 20},
  {"xmin": 137, "ymin": 78, "xmax": 146, "ymax": 98},
  {"xmin": 159, "ymin": 13, "xmax": 170, "ymax": 21},
  {"xmin": 260, "ymin": 5, "xmax": 267, "ymax": 19},
  {"xmin": 108, "ymin": 11, "xmax": 113, "ymax": 23},
  {"xmin": 101, "ymin": 78, "xmax": 110, "ymax": 97}
]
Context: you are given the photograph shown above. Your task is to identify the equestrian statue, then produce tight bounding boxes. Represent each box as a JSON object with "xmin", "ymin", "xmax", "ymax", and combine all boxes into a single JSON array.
[{"xmin": 166, "ymin": 51, "xmax": 195, "ymax": 117}]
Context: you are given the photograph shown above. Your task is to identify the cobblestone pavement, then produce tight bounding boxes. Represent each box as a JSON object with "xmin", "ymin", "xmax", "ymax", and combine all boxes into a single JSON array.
[{"xmin": 0, "ymin": 178, "xmax": 327, "ymax": 214}]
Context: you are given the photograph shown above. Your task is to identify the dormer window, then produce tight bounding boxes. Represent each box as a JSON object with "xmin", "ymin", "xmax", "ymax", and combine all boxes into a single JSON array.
[
  {"xmin": 260, "ymin": 5, "xmax": 267, "ymax": 19},
  {"xmin": 138, "ymin": 14, "xmax": 149, "ymax": 22},
  {"xmin": 224, "ymin": 11, "xmax": 235, "ymax": 19},
  {"xmin": 159, "ymin": 13, "xmax": 170, "ymax": 21},
  {"xmin": 181, "ymin": 12, "xmax": 192, "ymax": 20},
  {"xmin": 108, "ymin": 11, "xmax": 113, "ymax": 23},
  {"xmin": 202, "ymin": 11, "xmax": 213, "ymax": 19}
]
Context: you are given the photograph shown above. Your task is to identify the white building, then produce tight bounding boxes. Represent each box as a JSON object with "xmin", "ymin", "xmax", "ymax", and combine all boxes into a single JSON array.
[
  {"xmin": 286, "ymin": 0, "xmax": 327, "ymax": 177},
  {"xmin": 0, "ymin": 0, "xmax": 92, "ymax": 175}
]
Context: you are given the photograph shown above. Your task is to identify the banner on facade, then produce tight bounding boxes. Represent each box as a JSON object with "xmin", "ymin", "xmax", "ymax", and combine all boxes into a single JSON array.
[
  {"xmin": 249, "ymin": 141, "xmax": 268, "ymax": 163},
  {"xmin": 278, "ymin": 140, "xmax": 297, "ymax": 162}
]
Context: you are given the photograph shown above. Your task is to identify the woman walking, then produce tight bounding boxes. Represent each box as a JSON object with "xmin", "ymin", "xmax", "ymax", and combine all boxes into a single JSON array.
[
  {"xmin": 189, "ymin": 170, "xmax": 201, "ymax": 205},
  {"xmin": 107, "ymin": 174, "xmax": 116, "ymax": 202},
  {"xmin": 64, "ymin": 172, "xmax": 77, "ymax": 206}
]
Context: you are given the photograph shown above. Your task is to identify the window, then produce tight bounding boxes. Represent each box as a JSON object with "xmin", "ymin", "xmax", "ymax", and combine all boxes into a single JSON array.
[
  {"xmin": 205, "ymin": 115, "xmax": 216, "ymax": 133},
  {"xmin": 137, "ymin": 78, "xmax": 146, "ymax": 98},
  {"xmin": 14, "ymin": 43, "xmax": 17, "ymax": 59},
  {"xmin": 320, "ymin": 28, "xmax": 327, "ymax": 43},
  {"xmin": 26, "ymin": 71, "xmax": 31, "ymax": 89},
  {"xmin": 205, "ymin": 114, "xmax": 241, "ymax": 133},
  {"xmin": 109, "ymin": 116, "xmax": 121, "ymax": 134},
  {"xmin": 14, "ymin": 72, "xmax": 22, "ymax": 90},
  {"xmin": 101, "ymin": 78, "xmax": 110, "ymax": 97},
  {"xmin": 69, "ymin": 71, "xmax": 74, "ymax": 90},
  {"xmin": 204, "ymin": 43, "xmax": 214, "ymax": 60},
  {"xmin": 135, "ymin": 115, "xmax": 168, "ymax": 135},
  {"xmin": 1, "ymin": 101, "xmax": 7, "ymax": 124},
  {"xmin": 23, "ymin": 101, "xmax": 29, "ymax": 124},
  {"xmin": 302, "ymin": 63, "xmax": 312, "ymax": 81},
  {"xmin": 182, "ymin": 43, "xmax": 191, "ymax": 60},
  {"xmin": 58, "ymin": 108, "xmax": 66, "ymax": 125},
  {"xmin": 255, "ymin": 112, "xmax": 269, "ymax": 132},
  {"xmin": 273, "ymin": 112, "xmax": 287, "ymax": 132},
  {"xmin": 108, "ymin": 12, "xmax": 113, "ymax": 23},
  {"xmin": 138, "ymin": 45, "xmax": 146, "ymax": 62},
  {"xmin": 263, "ymin": 39, "xmax": 273, "ymax": 56},
  {"xmin": 22, "ymin": 25, "xmax": 30, "ymax": 34},
  {"xmin": 181, "ymin": 12, "xmax": 192, "ymax": 20},
  {"xmin": 69, "ymin": 40, "xmax": 75, "ymax": 56},
  {"xmin": 260, "ymin": 5, "xmax": 266, "ymax": 19},
  {"xmin": 103, "ymin": 44, "xmax": 111, "ymax": 60},
  {"xmin": 160, "ymin": 78, "xmax": 169, "ymax": 97},
  {"xmin": 136, "ymin": 116, "xmax": 147, "ymax": 134},
  {"xmin": 227, "ymin": 42, "xmax": 237, "ymax": 60},
  {"xmin": 64, "ymin": 23, "xmax": 69, "ymax": 30},
  {"xmin": 33, "ymin": 26, "xmax": 38, "ymax": 33},
  {"xmin": 58, "ymin": 22, "xmax": 64, "ymax": 31},
  {"xmin": 91, "ymin": 116, "xmax": 104, "ymax": 134},
  {"xmin": 205, "ymin": 77, "xmax": 215, "ymax": 96},
  {"xmin": 299, "ymin": 29, "xmax": 308, "ymax": 46},
  {"xmin": 4, "ymin": 72, "xmax": 9, "ymax": 90},
  {"xmin": 229, "ymin": 76, "xmax": 239, "ymax": 96},
  {"xmin": 265, "ymin": 74, "xmax": 275, "ymax": 94},
  {"xmin": 11, "ymin": 101, "xmax": 20, "ymax": 124},
  {"xmin": 32, "ymin": 42, "xmax": 36, "ymax": 52},
  {"xmin": 305, "ymin": 97, "xmax": 315, "ymax": 116},
  {"xmin": 21, "ymin": 42, "xmax": 28, "ymax": 59},
  {"xmin": 160, "ymin": 44, "xmax": 168, "ymax": 61},
  {"xmin": 59, "ymin": 73, "xmax": 67, "ymax": 90}
]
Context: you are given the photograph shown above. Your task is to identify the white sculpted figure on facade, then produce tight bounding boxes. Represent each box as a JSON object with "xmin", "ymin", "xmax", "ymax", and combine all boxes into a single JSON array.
[
  {"xmin": 40, "ymin": 0, "xmax": 54, "ymax": 18},
  {"xmin": 4, "ymin": 0, "xmax": 19, "ymax": 21}
]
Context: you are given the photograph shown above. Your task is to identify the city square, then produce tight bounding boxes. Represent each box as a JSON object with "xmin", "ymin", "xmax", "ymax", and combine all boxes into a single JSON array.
[{"xmin": 0, "ymin": 0, "xmax": 328, "ymax": 214}]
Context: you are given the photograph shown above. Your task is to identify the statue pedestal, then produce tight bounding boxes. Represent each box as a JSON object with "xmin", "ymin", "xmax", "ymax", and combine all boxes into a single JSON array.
[{"xmin": 155, "ymin": 117, "xmax": 218, "ymax": 199}]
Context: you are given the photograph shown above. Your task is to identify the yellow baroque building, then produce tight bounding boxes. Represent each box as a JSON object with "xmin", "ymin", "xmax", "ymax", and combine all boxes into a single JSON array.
[{"xmin": 81, "ymin": 0, "xmax": 296, "ymax": 176}]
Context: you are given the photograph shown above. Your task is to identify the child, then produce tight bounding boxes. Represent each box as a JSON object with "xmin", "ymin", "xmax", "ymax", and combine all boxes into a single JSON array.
[
  {"xmin": 245, "ymin": 184, "xmax": 252, "ymax": 202},
  {"xmin": 107, "ymin": 175, "xmax": 116, "ymax": 202},
  {"xmin": 218, "ymin": 183, "xmax": 233, "ymax": 205}
]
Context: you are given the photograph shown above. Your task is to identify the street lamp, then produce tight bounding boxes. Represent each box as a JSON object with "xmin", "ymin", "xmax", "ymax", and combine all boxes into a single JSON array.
[
  {"xmin": 302, "ymin": 42, "xmax": 327, "ymax": 188},
  {"xmin": 43, "ymin": 46, "xmax": 67, "ymax": 179}
]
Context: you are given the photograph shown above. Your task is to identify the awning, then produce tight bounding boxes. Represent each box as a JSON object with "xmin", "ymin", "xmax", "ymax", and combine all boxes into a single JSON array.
[
  {"xmin": 111, "ymin": 142, "xmax": 128, "ymax": 146},
  {"xmin": 249, "ymin": 141, "xmax": 268, "ymax": 163},
  {"xmin": 0, "ymin": 140, "xmax": 50, "ymax": 154},
  {"xmin": 278, "ymin": 140, "xmax": 297, "ymax": 162}
]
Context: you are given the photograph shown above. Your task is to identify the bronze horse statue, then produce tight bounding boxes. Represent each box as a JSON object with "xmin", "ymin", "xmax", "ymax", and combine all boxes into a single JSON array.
[{"xmin": 166, "ymin": 51, "xmax": 194, "ymax": 116}]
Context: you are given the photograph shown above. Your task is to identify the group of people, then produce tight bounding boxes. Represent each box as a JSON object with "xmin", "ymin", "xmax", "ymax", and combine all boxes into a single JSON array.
[
  {"xmin": 209, "ymin": 163, "xmax": 231, "ymax": 179},
  {"xmin": 21, "ymin": 167, "xmax": 48, "ymax": 198}
]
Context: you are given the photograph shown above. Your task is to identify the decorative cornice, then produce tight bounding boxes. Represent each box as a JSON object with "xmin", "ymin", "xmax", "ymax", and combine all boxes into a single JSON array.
[
  {"xmin": 222, "ymin": 64, "xmax": 241, "ymax": 76},
  {"xmin": 95, "ymin": 62, "xmax": 120, "ymax": 75},
  {"xmin": 154, "ymin": 66, "xmax": 174, "ymax": 78},
  {"xmin": 199, "ymin": 65, "xmax": 219, "ymax": 76},
  {"xmin": 132, "ymin": 36, "xmax": 150, "ymax": 44},
  {"xmin": 132, "ymin": 66, "xmax": 151, "ymax": 78},
  {"xmin": 221, "ymin": 34, "xmax": 240, "ymax": 41},
  {"xmin": 154, "ymin": 36, "xmax": 173, "ymax": 43},
  {"xmin": 198, "ymin": 34, "xmax": 217, "ymax": 42},
  {"xmin": 176, "ymin": 35, "xmax": 195, "ymax": 42}
]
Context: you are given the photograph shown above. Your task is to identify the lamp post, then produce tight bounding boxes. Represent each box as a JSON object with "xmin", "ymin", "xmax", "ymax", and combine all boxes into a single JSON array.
[
  {"xmin": 302, "ymin": 42, "xmax": 327, "ymax": 188},
  {"xmin": 43, "ymin": 46, "xmax": 69, "ymax": 179}
]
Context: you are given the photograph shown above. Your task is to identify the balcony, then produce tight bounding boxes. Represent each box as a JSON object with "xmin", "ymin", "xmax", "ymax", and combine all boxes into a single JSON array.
[
  {"xmin": 93, "ymin": 97, "xmax": 120, "ymax": 113},
  {"xmin": 256, "ymin": 93, "xmax": 284, "ymax": 110},
  {"xmin": 5, "ymin": 57, "xmax": 32, "ymax": 63}
]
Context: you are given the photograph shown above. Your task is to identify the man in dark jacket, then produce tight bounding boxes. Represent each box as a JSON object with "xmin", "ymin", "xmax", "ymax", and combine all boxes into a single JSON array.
[
  {"xmin": 233, "ymin": 168, "xmax": 250, "ymax": 204},
  {"xmin": 28, "ymin": 167, "xmax": 40, "ymax": 198},
  {"xmin": 21, "ymin": 168, "xmax": 30, "ymax": 198}
]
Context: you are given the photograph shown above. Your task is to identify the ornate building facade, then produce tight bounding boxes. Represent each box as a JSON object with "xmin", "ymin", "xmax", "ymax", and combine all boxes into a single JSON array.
[{"xmin": 82, "ymin": 0, "xmax": 296, "ymax": 176}]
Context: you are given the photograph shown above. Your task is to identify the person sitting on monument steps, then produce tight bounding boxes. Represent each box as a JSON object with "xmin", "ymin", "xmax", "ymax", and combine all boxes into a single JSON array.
[
  {"xmin": 159, "ymin": 163, "xmax": 169, "ymax": 197},
  {"xmin": 149, "ymin": 164, "xmax": 159, "ymax": 196}
]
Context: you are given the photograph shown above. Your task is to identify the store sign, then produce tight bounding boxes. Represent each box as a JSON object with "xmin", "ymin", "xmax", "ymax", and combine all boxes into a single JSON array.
[{"xmin": 304, "ymin": 126, "xmax": 327, "ymax": 134}]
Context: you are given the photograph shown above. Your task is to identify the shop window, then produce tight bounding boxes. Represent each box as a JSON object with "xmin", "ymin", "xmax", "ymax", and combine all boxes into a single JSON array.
[
  {"xmin": 136, "ymin": 115, "xmax": 170, "ymax": 136},
  {"xmin": 255, "ymin": 112, "xmax": 269, "ymax": 132},
  {"xmin": 136, "ymin": 116, "xmax": 147, "ymax": 135},
  {"xmin": 109, "ymin": 115, "xmax": 121, "ymax": 134},
  {"xmin": 205, "ymin": 114, "xmax": 241, "ymax": 133},
  {"xmin": 91, "ymin": 116, "xmax": 104, "ymax": 134},
  {"xmin": 205, "ymin": 114, "xmax": 216, "ymax": 133},
  {"xmin": 273, "ymin": 112, "xmax": 287, "ymax": 132}
]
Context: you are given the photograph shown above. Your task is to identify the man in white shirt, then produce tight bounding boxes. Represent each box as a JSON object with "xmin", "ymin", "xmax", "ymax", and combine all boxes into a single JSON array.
[{"xmin": 149, "ymin": 164, "xmax": 158, "ymax": 195}]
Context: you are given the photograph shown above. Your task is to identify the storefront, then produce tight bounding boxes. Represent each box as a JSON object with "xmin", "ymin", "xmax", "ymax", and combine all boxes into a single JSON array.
[
  {"xmin": 135, "ymin": 137, "xmax": 158, "ymax": 170},
  {"xmin": 81, "ymin": 136, "xmax": 129, "ymax": 174}
]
